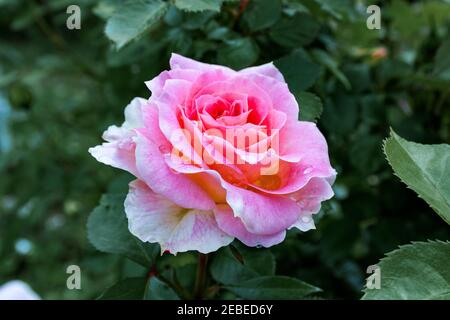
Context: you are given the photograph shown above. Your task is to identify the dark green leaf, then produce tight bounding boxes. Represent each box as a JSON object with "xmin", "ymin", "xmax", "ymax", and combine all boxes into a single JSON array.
[
  {"xmin": 238, "ymin": 246, "xmax": 276, "ymax": 277},
  {"xmin": 270, "ymin": 13, "xmax": 320, "ymax": 47},
  {"xmin": 296, "ymin": 92, "xmax": 323, "ymax": 122},
  {"xmin": 227, "ymin": 276, "xmax": 321, "ymax": 299},
  {"xmin": 87, "ymin": 194, "xmax": 160, "ymax": 266},
  {"xmin": 433, "ymin": 36, "xmax": 450, "ymax": 80},
  {"xmin": 350, "ymin": 134, "xmax": 384, "ymax": 174},
  {"xmin": 145, "ymin": 277, "xmax": 180, "ymax": 300},
  {"xmin": 217, "ymin": 38, "xmax": 259, "ymax": 69},
  {"xmin": 311, "ymin": 49, "xmax": 350, "ymax": 90},
  {"xmin": 210, "ymin": 246, "xmax": 275, "ymax": 285},
  {"xmin": 311, "ymin": 0, "xmax": 354, "ymax": 20},
  {"xmin": 321, "ymin": 93, "xmax": 358, "ymax": 135},
  {"xmin": 274, "ymin": 49, "xmax": 321, "ymax": 92},
  {"xmin": 99, "ymin": 277, "xmax": 147, "ymax": 300},
  {"xmin": 241, "ymin": 0, "xmax": 282, "ymax": 32}
]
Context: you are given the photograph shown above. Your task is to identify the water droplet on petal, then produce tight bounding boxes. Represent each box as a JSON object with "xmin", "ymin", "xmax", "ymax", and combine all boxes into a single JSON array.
[
  {"xmin": 301, "ymin": 216, "xmax": 311, "ymax": 223},
  {"xmin": 303, "ymin": 167, "xmax": 313, "ymax": 175}
]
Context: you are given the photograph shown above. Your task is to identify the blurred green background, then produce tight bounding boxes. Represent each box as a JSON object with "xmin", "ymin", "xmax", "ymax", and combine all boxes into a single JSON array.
[{"xmin": 1, "ymin": 0, "xmax": 449, "ymax": 299}]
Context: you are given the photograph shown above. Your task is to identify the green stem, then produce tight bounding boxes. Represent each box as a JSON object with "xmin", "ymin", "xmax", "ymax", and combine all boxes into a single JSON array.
[{"xmin": 193, "ymin": 253, "xmax": 209, "ymax": 299}]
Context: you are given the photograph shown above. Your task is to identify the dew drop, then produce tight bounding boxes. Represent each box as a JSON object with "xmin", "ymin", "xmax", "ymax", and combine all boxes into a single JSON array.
[{"xmin": 301, "ymin": 216, "xmax": 311, "ymax": 223}]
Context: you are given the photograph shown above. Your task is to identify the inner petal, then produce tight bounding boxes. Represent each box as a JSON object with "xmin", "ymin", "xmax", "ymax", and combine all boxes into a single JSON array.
[{"xmin": 195, "ymin": 95, "xmax": 230, "ymax": 118}]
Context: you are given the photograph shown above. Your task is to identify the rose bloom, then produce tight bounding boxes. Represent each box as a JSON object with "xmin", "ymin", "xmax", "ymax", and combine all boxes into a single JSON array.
[{"xmin": 90, "ymin": 54, "xmax": 336, "ymax": 254}]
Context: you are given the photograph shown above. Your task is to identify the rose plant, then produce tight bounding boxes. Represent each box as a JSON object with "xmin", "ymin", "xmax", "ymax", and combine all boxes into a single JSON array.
[{"xmin": 2, "ymin": 0, "xmax": 450, "ymax": 301}]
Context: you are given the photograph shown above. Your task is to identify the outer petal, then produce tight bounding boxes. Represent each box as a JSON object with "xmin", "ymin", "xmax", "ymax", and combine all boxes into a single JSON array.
[
  {"xmin": 125, "ymin": 180, "xmax": 233, "ymax": 254},
  {"xmin": 290, "ymin": 214, "xmax": 316, "ymax": 232},
  {"xmin": 214, "ymin": 204, "xmax": 285, "ymax": 247},
  {"xmin": 170, "ymin": 53, "xmax": 235, "ymax": 74},
  {"xmin": 248, "ymin": 121, "xmax": 337, "ymax": 194},
  {"xmin": 145, "ymin": 69, "xmax": 201, "ymax": 98},
  {"xmin": 134, "ymin": 108, "xmax": 215, "ymax": 210},
  {"xmin": 88, "ymin": 139, "xmax": 138, "ymax": 176},
  {"xmin": 240, "ymin": 62, "xmax": 285, "ymax": 82},
  {"xmin": 88, "ymin": 97, "xmax": 147, "ymax": 176},
  {"xmin": 224, "ymin": 183, "xmax": 301, "ymax": 235},
  {"xmin": 122, "ymin": 97, "xmax": 146, "ymax": 129},
  {"xmin": 290, "ymin": 177, "xmax": 335, "ymax": 232}
]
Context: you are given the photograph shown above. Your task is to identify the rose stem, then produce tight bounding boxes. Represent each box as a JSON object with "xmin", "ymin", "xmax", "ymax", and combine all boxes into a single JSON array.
[{"xmin": 193, "ymin": 253, "xmax": 209, "ymax": 299}]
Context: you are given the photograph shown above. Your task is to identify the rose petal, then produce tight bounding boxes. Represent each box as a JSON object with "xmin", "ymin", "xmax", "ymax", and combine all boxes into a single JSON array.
[
  {"xmin": 88, "ymin": 97, "xmax": 147, "ymax": 176},
  {"xmin": 194, "ymin": 76, "xmax": 272, "ymax": 125},
  {"xmin": 288, "ymin": 177, "xmax": 335, "ymax": 232},
  {"xmin": 125, "ymin": 180, "xmax": 233, "ymax": 254},
  {"xmin": 214, "ymin": 204, "xmax": 286, "ymax": 247},
  {"xmin": 145, "ymin": 69, "xmax": 201, "ymax": 98},
  {"xmin": 223, "ymin": 183, "xmax": 301, "ymax": 235},
  {"xmin": 249, "ymin": 73, "xmax": 299, "ymax": 120},
  {"xmin": 135, "ymin": 107, "xmax": 215, "ymax": 210},
  {"xmin": 240, "ymin": 62, "xmax": 285, "ymax": 82},
  {"xmin": 89, "ymin": 139, "xmax": 138, "ymax": 176},
  {"xmin": 160, "ymin": 161, "xmax": 305, "ymax": 235},
  {"xmin": 170, "ymin": 53, "xmax": 235, "ymax": 74}
]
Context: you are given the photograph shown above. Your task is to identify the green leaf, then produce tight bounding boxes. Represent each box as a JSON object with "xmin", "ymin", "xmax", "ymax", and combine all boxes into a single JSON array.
[
  {"xmin": 388, "ymin": 0, "xmax": 427, "ymax": 49},
  {"xmin": 274, "ymin": 49, "xmax": 321, "ymax": 92},
  {"xmin": 210, "ymin": 246, "xmax": 275, "ymax": 285},
  {"xmin": 93, "ymin": 0, "xmax": 122, "ymax": 20},
  {"xmin": 87, "ymin": 194, "xmax": 160, "ymax": 266},
  {"xmin": 311, "ymin": 49, "xmax": 350, "ymax": 90},
  {"xmin": 362, "ymin": 241, "xmax": 450, "ymax": 300},
  {"xmin": 241, "ymin": 0, "xmax": 282, "ymax": 32},
  {"xmin": 384, "ymin": 130, "xmax": 450, "ymax": 225},
  {"xmin": 217, "ymin": 38, "xmax": 259, "ymax": 70},
  {"xmin": 237, "ymin": 246, "xmax": 276, "ymax": 277},
  {"xmin": 311, "ymin": 0, "xmax": 354, "ymax": 20},
  {"xmin": 145, "ymin": 277, "xmax": 180, "ymax": 300},
  {"xmin": 105, "ymin": 0, "xmax": 168, "ymax": 49},
  {"xmin": 174, "ymin": 0, "xmax": 223, "ymax": 12},
  {"xmin": 296, "ymin": 92, "xmax": 323, "ymax": 122},
  {"xmin": 99, "ymin": 277, "xmax": 147, "ymax": 300},
  {"xmin": 350, "ymin": 134, "xmax": 384, "ymax": 174},
  {"xmin": 321, "ymin": 92, "xmax": 358, "ymax": 136},
  {"xmin": 433, "ymin": 36, "xmax": 450, "ymax": 80},
  {"xmin": 227, "ymin": 276, "xmax": 321, "ymax": 299},
  {"xmin": 270, "ymin": 13, "xmax": 320, "ymax": 48}
]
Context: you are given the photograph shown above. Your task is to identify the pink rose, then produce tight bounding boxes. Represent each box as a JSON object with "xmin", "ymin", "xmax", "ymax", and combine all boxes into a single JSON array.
[{"xmin": 89, "ymin": 54, "xmax": 336, "ymax": 254}]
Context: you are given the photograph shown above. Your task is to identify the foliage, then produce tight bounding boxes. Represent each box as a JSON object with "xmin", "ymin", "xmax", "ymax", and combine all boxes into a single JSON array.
[
  {"xmin": 362, "ymin": 241, "xmax": 450, "ymax": 300},
  {"xmin": 384, "ymin": 130, "xmax": 450, "ymax": 225},
  {"xmin": 87, "ymin": 194, "xmax": 159, "ymax": 266},
  {"xmin": 1, "ymin": 0, "xmax": 449, "ymax": 299}
]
